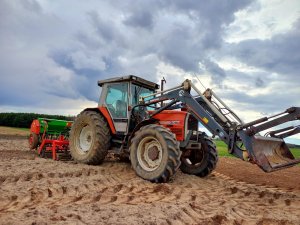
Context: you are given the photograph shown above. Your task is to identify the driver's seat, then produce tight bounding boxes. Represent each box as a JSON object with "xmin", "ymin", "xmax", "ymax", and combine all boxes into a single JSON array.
[{"xmin": 115, "ymin": 100, "xmax": 127, "ymax": 118}]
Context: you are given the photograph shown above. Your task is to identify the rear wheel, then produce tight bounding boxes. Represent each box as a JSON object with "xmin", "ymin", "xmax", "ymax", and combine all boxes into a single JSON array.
[
  {"xmin": 29, "ymin": 132, "xmax": 39, "ymax": 149},
  {"xmin": 180, "ymin": 132, "xmax": 218, "ymax": 177},
  {"xmin": 130, "ymin": 124, "xmax": 181, "ymax": 183},
  {"xmin": 70, "ymin": 110, "xmax": 111, "ymax": 165}
]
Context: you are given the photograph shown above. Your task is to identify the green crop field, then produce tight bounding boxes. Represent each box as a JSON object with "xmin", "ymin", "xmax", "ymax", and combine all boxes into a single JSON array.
[
  {"xmin": 214, "ymin": 139, "xmax": 300, "ymax": 159},
  {"xmin": 214, "ymin": 140, "xmax": 232, "ymax": 157},
  {"xmin": 290, "ymin": 147, "xmax": 300, "ymax": 158}
]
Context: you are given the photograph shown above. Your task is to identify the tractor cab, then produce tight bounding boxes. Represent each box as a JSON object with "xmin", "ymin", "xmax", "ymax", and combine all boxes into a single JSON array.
[{"xmin": 97, "ymin": 75, "xmax": 159, "ymax": 134}]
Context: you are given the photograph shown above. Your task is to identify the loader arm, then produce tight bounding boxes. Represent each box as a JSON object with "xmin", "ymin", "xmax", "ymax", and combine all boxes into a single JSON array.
[
  {"xmin": 140, "ymin": 80, "xmax": 243, "ymax": 158},
  {"xmin": 140, "ymin": 79, "xmax": 300, "ymax": 172},
  {"xmin": 268, "ymin": 125, "xmax": 300, "ymax": 139}
]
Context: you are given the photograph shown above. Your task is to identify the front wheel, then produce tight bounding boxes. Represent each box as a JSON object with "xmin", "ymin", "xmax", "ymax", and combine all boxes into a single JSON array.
[
  {"xmin": 180, "ymin": 132, "xmax": 218, "ymax": 177},
  {"xmin": 69, "ymin": 110, "xmax": 111, "ymax": 165},
  {"xmin": 130, "ymin": 124, "xmax": 181, "ymax": 183}
]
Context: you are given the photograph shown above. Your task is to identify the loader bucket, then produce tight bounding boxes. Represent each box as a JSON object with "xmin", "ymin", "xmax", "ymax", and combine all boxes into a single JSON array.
[{"xmin": 249, "ymin": 136, "xmax": 300, "ymax": 172}]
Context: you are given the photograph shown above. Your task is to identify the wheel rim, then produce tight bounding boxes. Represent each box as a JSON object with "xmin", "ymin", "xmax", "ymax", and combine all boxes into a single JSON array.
[
  {"xmin": 77, "ymin": 125, "xmax": 93, "ymax": 154},
  {"xmin": 137, "ymin": 136, "xmax": 163, "ymax": 172}
]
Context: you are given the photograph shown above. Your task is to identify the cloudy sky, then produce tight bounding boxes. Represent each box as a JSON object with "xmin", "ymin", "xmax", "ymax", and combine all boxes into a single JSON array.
[{"xmin": 0, "ymin": 0, "xmax": 299, "ymax": 142}]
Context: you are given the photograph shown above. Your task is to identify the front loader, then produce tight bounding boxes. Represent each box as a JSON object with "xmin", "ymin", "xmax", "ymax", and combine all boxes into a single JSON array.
[{"xmin": 69, "ymin": 75, "xmax": 300, "ymax": 182}]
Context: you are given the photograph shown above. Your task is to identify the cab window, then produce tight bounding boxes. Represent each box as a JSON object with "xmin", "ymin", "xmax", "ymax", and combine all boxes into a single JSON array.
[
  {"xmin": 131, "ymin": 84, "xmax": 154, "ymax": 106},
  {"xmin": 105, "ymin": 83, "xmax": 128, "ymax": 118}
]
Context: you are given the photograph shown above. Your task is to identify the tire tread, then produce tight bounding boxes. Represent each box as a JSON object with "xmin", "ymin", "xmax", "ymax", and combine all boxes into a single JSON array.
[{"xmin": 130, "ymin": 124, "xmax": 181, "ymax": 183}]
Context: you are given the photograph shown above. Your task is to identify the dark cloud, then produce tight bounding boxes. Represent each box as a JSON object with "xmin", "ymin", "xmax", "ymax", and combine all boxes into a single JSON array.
[
  {"xmin": 123, "ymin": 11, "xmax": 154, "ymax": 30},
  {"xmin": 2, "ymin": 0, "xmax": 299, "ymax": 120},
  {"xmin": 201, "ymin": 59, "xmax": 227, "ymax": 84},
  {"xmin": 52, "ymin": 0, "xmax": 255, "ymax": 96},
  {"xmin": 155, "ymin": 0, "xmax": 253, "ymax": 70},
  {"xmin": 20, "ymin": 0, "xmax": 42, "ymax": 13},
  {"xmin": 224, "ymin": 69, "xmax": 270, "ymax": 89},
  {"xmin": 0, "ymin": 0, "xmax": 78, "ymax": 109},
  {"xmin": 228, "ymin": 19, "xmax": 300, "ymax": 79},
  {"xmin": 89, "ymin": 0, "xmax": 255, "ymax": 73},
  {"xmin": 88, "ymin": 11, "xmax": 119, "ymax": 43},
  {"xmin": 158, "ymin": 25, "xmax": 203, "ymax": 71},
  {"xmin": 218, "ymin": 72, "xmax": 269, "ymax": 94},
  {"xmin": 255, "ymin": 77, "xmax": 265, "ymax": 88},
  {"xmin": 222, "ymin": 88, "xmax": 300, "ymax": 114},
  {"xmin": 217, "ymin": 18, "xmax": 300, "ymax": 116},
  {"xmin": 164, "ymin": 0, "xmax": 253, "ymax": 48}
]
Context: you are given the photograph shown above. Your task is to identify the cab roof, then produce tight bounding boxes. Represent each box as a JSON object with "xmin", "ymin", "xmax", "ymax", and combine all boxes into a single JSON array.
[{"xmin": 97, "ymin": 75, "xmax": 159, "ymax": 90}]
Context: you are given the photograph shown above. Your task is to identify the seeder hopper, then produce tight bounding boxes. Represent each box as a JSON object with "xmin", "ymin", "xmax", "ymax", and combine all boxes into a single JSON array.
[{"xmin": 29, "ymin": 118, "xmax": 73, "ymax": 160}]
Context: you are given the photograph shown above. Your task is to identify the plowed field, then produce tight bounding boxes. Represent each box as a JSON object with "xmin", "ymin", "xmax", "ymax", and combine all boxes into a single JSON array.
[{"xmin": 0, "ymin": 127, "xmax": 299, "ymax": 225}]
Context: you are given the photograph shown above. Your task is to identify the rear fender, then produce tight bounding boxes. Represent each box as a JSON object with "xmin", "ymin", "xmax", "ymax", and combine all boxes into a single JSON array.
[{"xmin": 83, "ymin": 107, "xmax": 116, "ymax": 134}]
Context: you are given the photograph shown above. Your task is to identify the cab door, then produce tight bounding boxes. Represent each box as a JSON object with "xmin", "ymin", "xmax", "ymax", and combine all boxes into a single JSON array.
[{"xmin": 103, "ymin": 82, "xmax": 129, "ymax": 133}]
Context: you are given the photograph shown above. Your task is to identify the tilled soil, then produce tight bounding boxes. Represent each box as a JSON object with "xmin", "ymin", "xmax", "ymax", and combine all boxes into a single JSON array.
[{"xmin": 0, "ymin": 132, "xmax": 299, "ymax": 225}]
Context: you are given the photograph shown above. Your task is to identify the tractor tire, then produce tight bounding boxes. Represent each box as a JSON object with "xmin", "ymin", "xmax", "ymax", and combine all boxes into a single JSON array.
[
  {"xmin": 69, "ymin": 110, "xmax": 111, "ymax": 165},
  {"xmin": 130, "ymin": 124, "xmax": 181, "ymax": 183},
  {"xmin": 29, "ymin": 132, "xmax": 39, "ymax": 150},
  {"xmin": 180, "ymin": 132, "xmax": 218, "ymax": 177}
]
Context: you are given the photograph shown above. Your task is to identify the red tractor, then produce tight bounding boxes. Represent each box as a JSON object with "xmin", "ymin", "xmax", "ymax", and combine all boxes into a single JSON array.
[{"xmin": 69, "ymin": 75, "xmax": 300, "ymax": 182}]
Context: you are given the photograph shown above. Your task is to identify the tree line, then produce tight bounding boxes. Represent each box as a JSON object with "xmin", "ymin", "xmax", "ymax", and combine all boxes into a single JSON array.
[{"xmin": 0, "ymin": 112, "xmax": 74, "ymax": 128}]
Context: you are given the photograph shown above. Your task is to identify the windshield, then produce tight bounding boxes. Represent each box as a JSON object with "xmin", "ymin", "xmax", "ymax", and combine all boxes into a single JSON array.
[{"xmin": 131, "ymin": 84, "xmax": 154, "ymax": 106}]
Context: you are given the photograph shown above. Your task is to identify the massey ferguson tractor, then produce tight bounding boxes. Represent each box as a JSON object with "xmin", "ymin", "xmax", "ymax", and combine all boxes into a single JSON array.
[{"xmin": 69, "ymin": 75, "xmax": 300, "ymax": 183}]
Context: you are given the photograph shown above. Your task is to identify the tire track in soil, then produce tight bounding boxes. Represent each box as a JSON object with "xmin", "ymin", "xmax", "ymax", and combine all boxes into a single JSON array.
[
  {"xmin": 1, "ymin": 153, "xmax": 300, "ymax": 223},
  {"xmin": 162, "ymin": 171, "xmax": 300, "ymax": 225},
  {"xmin": 1, "ymin": 181, "xmax": 299, "ymax": 224},
  {"xmin": 0, "ymin": 179, "xmax": 185, "ymax": 212},
  {"xmin": 1, "ymin": 163, "xmax": 299, "ymax": 224},
  {"xmin": 4, "ymin": 169, "xmax": 184, "ymax": 212},
  {"xmin": 0, "ymin": 162, "xmax": 143, "ymax": 212}
]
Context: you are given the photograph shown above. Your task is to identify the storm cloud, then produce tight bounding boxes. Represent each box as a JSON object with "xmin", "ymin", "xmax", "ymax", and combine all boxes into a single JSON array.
[
  {"xmin": 228, "ymin": 19, "xmax": 300, "ymax": 78},
  {"xmin": 0, "ymin": 0, "xmax": 299, "ymax": 126}
]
